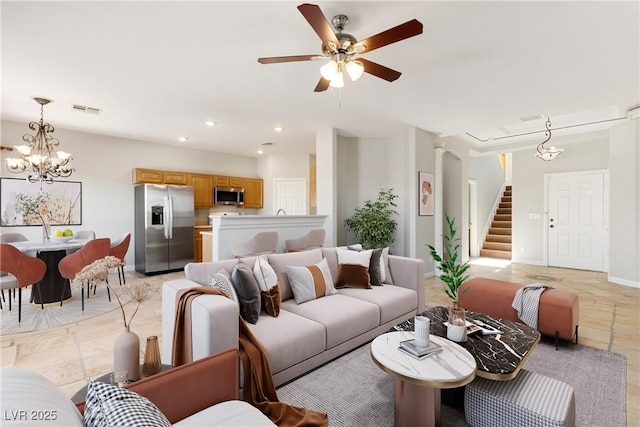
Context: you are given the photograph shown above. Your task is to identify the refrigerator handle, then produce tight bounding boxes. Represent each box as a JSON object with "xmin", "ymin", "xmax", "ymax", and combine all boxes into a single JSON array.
[
  {"xmin": 163, "ymin": 196, "xmax": 170, "ymax": 239},
  {"xmin": 168, "ymin": 196, "xmax": 174, "ymax": 239}
]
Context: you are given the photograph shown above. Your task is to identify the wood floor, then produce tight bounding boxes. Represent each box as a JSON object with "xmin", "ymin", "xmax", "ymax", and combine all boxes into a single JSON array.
[{"xmin": 2, "ymin": 260, "xmax": 638, "ymax": 425}]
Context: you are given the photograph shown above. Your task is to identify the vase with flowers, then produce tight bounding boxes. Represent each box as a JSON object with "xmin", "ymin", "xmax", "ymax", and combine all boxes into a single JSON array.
[
  {"xmin": 74, "ymin": 256, "xmax": 154, "ymax": 382},
  {"xmin": 427, "ymin": 214, "xmax": 471, "ymax": 342}
]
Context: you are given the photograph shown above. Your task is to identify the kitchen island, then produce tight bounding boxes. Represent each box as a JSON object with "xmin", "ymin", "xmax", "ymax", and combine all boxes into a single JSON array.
[{"xmin": 208, "ymin": 214, "xmax": 328, "ymax": 261}]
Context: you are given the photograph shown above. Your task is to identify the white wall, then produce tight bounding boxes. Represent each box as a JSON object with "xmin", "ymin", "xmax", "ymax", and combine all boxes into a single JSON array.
[
  {"xmin": 411, "ymin": 128, "xmax": 437, "ymax": 273},
  {"xmin": 257, "ymin": 153, "xmax": 312, "ymax": 215},
  {"xmin": 608, "ymin": 119, "xmax": 640, "ymax": 285},
  {"xmin": 0, "ymin": 120, "xmax": 258, "ymax": 268},
  {"xmin": 511, "ymin": 131, "xmax": 610, "ymax": 265},
  {"xmin": 336, "ymin": 134, "xmax": 407, "ymax": 255}
]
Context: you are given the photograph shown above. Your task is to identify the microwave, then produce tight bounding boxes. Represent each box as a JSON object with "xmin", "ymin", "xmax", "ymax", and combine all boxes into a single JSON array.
[{"xmin": 213, "ymin": 187, "xmax": 244, "ymax": 206}]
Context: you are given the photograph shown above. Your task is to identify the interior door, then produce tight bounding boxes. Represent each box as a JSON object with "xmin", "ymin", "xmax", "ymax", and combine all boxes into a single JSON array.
[
  {"xmin": 274, "ymin": 178, "xmax": 307, "ymax": 215},
  {"xmin": 548, "ymin": 172, "xmax": 605, "ymax": 271}
]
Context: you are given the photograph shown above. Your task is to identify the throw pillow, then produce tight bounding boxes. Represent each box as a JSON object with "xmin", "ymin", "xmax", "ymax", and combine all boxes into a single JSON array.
[
  {"xmin": 261, "ymin": 283, "xmax": 281, "ymax": 317},
  {"xmin": 207, "ymin": 270, "xmax": 240, "ymax": 306},
  {"xmin": 337, "ymin": 247, "xmax": 373, "ymax": 267},
  {"xmin": 253, "ymin": 255, "xmax": 278, "ymax": 292},
  {"xmin": 286, "ymin": 258, "xmax": 337, "ymax": 304},
  {"xmin": 335, "ymin": 263, "xmax": 372, "ymax": 289},
  {"xmin": 347, "ymin": 246, "xmax": 395, "ymax": 285},
  {"xmin": 231, "ymin": 260, "xmax": 261, "ymax": 324},
  {"xmin": 83, "ymin": 381, "xmax": 171, "ymax": 427}
]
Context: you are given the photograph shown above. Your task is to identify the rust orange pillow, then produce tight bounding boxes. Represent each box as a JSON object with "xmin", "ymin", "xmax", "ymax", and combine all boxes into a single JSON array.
[
  {"xmin": 335, "ymin": 263, "xmax": 371, "ymax": 289},
  {"xmin": 261, "ymin": 283, "xmax": 281, "ymax": 317}
]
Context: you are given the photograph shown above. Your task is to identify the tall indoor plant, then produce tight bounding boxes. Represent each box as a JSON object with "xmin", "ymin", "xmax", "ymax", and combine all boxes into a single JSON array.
[
  {"xmin": 344, "ymin": 188, "xmax": 398, "ymax": 250},
  {"xmin": 427, "ymin": 214, "xmax": 471, "ymax": 341}
]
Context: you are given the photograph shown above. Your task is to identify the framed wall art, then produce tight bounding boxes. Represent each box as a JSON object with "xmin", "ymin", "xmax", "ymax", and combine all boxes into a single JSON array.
[
  {"xmin": 418, "ymin": 171, "xmax": 434, "ymax": 216},
  {"xmin": 0, "ymin": 178, "xmax": 82, "ymax": 226}
]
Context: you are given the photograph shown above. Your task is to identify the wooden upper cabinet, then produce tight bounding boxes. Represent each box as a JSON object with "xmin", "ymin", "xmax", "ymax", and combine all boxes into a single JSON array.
[
  {"xmin": 163, "ymin": 171, "xmax": 188, "ymax": 185},
  {"xmin": 229, "ymin": 177, "xmax": 243, "ymax": 188},
  {"xmin": 213, "ymin": 175, "xmax": 230, "ymax": 187},
  {"xmin": 189, "ymin": 174, "xmax": 213, "ymax": 207},
  {"xmin": 242, "ymin": 178, "xmax": 263, "ymax": 209},
  {"xmin": 133, "ymin": 168, "xmax": 164, "ymax": 184}
]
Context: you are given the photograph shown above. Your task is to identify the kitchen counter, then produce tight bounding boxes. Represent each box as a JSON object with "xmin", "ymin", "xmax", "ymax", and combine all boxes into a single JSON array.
[{"xmin": 208, "ymin": 214, "xmax": 328, "ymax": 261}]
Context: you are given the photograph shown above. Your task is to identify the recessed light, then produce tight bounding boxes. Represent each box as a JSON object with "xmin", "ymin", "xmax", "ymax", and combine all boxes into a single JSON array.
[
  {"xmin": 205, "ymin": 120, "xmax": 217, "ymax": 127},
  {"xmin": 178, "ymin": 137, "xmax": 188, "ymax": 142},
  {"xmin": 257, "ymin": 149, "xmax": 264, "ymax": 154},
  {"xmin": 274, "ymin": 126, "xmax": 284, "ymax": 132}
]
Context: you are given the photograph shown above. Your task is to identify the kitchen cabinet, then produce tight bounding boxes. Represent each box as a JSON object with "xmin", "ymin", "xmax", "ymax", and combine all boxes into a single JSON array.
[
  {"xmin": 213, "ymin": 175, "xmax": 229, "ymax": 187},
  {"xmin": 194, "ymin": 227, "xmax": 212, "ymax": 262},
  {"xmin": 242, "ymin": 178, "xmax": 263, "ymax": 209},
  {"xmin": 133, "ymin": 168, "xmax": 187, "ymax": 185},
  {"xmin": 163, "ymin": 171, "xmax": 188, "ymax": 185},
  {"xmin": 190, "ymin": 174, "xmax": 213, "ymax": 207},
  {"xmin": 133, "ymin": 168, "xmax": 164, "ymax": 184},
  {"xmin": 310, "ymin": 166, "xmax": 317, "ymax": 208},
  {"xmin": 229, "ymin": 177, "xmax": 243, "ymax": 188}
]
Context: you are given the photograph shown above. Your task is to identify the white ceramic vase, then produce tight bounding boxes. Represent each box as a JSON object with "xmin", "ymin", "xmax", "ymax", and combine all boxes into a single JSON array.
[{"xmin": 113, "ymin": 326, "xmax": 140, "ymax": 382}]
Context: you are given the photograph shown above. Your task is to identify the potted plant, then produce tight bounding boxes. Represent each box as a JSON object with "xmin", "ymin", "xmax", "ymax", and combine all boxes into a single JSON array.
[
  {"xmin": 427, "ymin": 214, "xmax": 471, "ymax": 342},
  {"xmin": 344, "ymin": 188, "xmax": 398, "ymax": 250}
]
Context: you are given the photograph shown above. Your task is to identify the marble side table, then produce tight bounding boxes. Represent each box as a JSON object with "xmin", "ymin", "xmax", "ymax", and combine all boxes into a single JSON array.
[{"xmin": 371, "ymin": 331, "xmax": 476, "ymax": 427}]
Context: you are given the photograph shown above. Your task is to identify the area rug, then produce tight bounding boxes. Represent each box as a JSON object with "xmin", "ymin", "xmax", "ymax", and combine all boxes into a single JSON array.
[
  {"xmin": 277, "ymin": 340, "xmax": 627, "ymax": 427},
  {"xmin": 0, "ymin": 285, "xmax": 130, "ymax": 335}
]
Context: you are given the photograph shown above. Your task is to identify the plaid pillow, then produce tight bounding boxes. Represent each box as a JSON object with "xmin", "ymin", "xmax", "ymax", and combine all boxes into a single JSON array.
[{"xmin": 83, "ymin": 381, "xmax": 171, "ymax": 427}]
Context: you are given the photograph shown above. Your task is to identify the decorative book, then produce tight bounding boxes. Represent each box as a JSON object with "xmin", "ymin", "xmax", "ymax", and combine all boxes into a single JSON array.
[{"xmin": 399, "ymin": 339, "xmax": 442, "ymax": 358}]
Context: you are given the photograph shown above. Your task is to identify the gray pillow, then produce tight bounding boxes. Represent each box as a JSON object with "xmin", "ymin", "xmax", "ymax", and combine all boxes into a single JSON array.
[
  {"xmin": 207, "ymin": 270, "xmax": 240, "ymax": 307},
  {"xmin": 231, "ymin": 260, "xmax": 261, "ymax": 324}
]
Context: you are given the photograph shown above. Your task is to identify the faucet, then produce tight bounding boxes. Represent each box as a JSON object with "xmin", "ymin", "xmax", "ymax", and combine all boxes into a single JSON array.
[{"xmin": 276, "ymin": 209, "xmax": 286, "ymax": 216}]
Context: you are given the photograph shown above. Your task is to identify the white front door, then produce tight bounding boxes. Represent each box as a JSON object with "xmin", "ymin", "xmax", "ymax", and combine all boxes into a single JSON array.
[
  {"xmin": 274, "ymin": 178, "xmax": 307, "ymax": 215},
  {"xmin": 547, "ymin": 171, "xmax": 606, "ymax": 271}
]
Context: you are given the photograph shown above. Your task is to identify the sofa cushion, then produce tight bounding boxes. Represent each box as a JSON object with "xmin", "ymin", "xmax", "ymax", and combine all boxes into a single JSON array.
[
  {"xmin": 281, "ymin": 294, "xmax": 380, "ymax": 349},
  {"xmin": 231, "ymin": 260, "xmax": 261, "ymax": 324},
  {"xmin": 267, "ymin": 249, "xmax": 323, "ymax": 301},
  {"xmin": 247, "ymin": 310, "xmax": 326, "ymax": 374},
  {"xmin": 338, "ymin": 284, "xmax": 417, "ymax": 324},
  {"xmin": 286, "ymin": 258, "xmax": 337, "ymax": 304},
  {"xmin": 174, "ymin": 400, "xmax": 276, "ymax": 426},
  {"xmin": 83, "ymin": 381, "xmax": 171, "ymax": 427},
  {"xmin": 253, "ymin": 255, "xmax": 278, "ymax": 292},
  {"xmin": 335, "ymin": 264, "xmax": 371, "ymax": 289},
  {"xmin": 337, "ymin": 247, "xmax": 372, "ymax": 267},
  {"xmin": 261, "ymin": 283, "xmax": 281, "ymax": 317},
  {"xmin": 207, "ymin": 271, "xmax": 239, "ymax": 306},
  {"xmin": 0, "ymin": 367, "xmax": 84, "ymax": 426}
]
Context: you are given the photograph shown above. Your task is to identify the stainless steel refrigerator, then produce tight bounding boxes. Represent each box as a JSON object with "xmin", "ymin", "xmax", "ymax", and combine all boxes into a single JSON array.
[{"xmin": 134, "ymin": 184, "xmax": 194, "ymax": 274}]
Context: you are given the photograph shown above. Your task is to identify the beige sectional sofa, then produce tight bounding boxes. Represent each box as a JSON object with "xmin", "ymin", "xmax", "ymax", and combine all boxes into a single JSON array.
[{"xmin": 162, "ymin": 247, "xmax": 425, "ymax": 386}]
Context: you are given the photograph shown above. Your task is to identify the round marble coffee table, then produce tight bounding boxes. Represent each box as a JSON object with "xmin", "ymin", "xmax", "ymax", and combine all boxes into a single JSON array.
[{"xmin": 371, "ymin": 331, "xmax": 476, "ymax": 427}]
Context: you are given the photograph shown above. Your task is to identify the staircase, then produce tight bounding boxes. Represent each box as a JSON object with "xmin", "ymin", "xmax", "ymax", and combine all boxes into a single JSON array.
[{"xmin": 480, "ymin": 186, "xmax": 512, "ymax": 259}]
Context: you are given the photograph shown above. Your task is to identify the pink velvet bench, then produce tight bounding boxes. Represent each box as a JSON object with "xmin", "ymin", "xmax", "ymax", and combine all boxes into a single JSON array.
[{"xmin": 459, "ymin": 277, "xmax": 579, "ymax": 348}]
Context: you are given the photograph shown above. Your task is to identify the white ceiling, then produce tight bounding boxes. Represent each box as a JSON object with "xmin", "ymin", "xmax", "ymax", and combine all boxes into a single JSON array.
[{"xmin": 2, "ymin": 1, "xmax": 638, "ymax": 158}]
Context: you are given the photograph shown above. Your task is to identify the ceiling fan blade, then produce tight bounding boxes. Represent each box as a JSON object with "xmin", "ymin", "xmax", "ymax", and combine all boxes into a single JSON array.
[
  {"xmin": 258, "ymin": 54, "xmax": 320, "ymax": 64},
  {"xmin": 297, "ymin": 3, "xmax": 339, "ymax": 46},
  {"xmin": 352, "ymin": 19, "xmax": 423, "ymax": 54},
  {"xmin": 359, "ymin": 58, "xmax": 402, "ymax": 82},
  {"xmin": 314, "ymin": 77, "xmax": 330, "ymax": 92}
]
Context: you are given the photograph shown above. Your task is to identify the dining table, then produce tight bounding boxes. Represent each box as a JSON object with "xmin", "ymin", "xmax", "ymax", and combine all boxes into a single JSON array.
[{"xmin": 7, "ymin": 239, "xmax": 91, "ymax": 304}]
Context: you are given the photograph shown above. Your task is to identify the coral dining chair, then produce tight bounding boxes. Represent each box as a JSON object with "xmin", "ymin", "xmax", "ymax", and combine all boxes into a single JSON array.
[
  {"xmin": 231, "ymin": 232, "xmax": 279, "ymax": 258},
  {"xmin": 109, "ymin": 233, "xmax": 131, "ymax": 285},
  {"xmin": 0, "ymin": 244, "xmax": 47, "ymax": 325},
  {"xmin": 58, "ymin": 238, "xmax": 111, "ymax": 311},
  {"xmin": 0, "ymin": 233, "xmax": 31, "ymax": 305},
  {"xmin": 285, "ymin": 229, "xmax": 326, "ymax": 252}
]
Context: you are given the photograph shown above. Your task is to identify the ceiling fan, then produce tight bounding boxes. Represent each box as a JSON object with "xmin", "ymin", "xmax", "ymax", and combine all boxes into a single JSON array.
[{"xmin": 257, "ymin": 3, "xmax": 423, "ymax": 92}]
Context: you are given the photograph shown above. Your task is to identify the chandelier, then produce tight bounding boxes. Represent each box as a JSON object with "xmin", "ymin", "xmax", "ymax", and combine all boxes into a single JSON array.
[
  {"xmin": 535, "ymin": 117, "xmax": 564, "ymax": 161},
  {"xmin": 5, "ymin": 97, "xmax": 74, "ymax": 184}
]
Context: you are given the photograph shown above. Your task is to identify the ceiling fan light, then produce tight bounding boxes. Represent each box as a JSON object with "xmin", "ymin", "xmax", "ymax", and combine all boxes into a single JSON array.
[
  {"xmin": 329, "ymin": 71, "xmax": 344, "ymax": 88},
  {"xmin": 346, "ymin": 60, "xmax": 364, "ymax": 81},
  {"xmin": 320, "ymin": 60, "xmax": 338, "ymax": 80}
]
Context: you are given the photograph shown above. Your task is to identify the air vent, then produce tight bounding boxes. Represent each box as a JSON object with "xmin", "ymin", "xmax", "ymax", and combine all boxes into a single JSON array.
[
  {"xmin": 520, "ymin": 114, "xmax": 545, "ymax": 122},
  {"xmin": 72, "ymin": 104, "xmax": 102, "ymax": 115}
]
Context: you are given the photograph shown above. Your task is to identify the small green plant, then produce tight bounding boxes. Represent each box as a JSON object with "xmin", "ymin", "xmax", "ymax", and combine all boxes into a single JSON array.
[
  {"xmin": 344, "ymin": 188, "xmax": 398, "ymax": 250},
  {"xmin": 427, "ymin": 214, "xmax": 471, "ymax": 301}
]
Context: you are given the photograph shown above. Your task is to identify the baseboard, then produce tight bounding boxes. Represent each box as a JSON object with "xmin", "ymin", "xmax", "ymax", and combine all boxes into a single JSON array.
[{"xmin": 607, "ymin": 275, "xmax": 640, "ymax": 288}]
